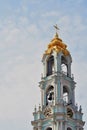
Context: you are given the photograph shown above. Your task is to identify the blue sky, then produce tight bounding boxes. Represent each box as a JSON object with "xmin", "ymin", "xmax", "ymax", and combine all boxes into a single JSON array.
[{"xmin": 0, "ymin": 0, "xmax": 87, "ymax": 130}]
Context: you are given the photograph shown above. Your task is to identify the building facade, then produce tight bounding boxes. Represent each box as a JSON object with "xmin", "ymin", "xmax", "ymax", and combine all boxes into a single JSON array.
[{"xmin": 31, "ymin": 31, "xmax": 85, "ymax": 130}]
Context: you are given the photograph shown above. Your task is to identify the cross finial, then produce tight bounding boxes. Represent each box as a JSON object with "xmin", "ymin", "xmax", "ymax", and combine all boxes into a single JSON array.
[
  {"xmin": 53, "ymin": 24, "xmax": 59, "ymax": 38},
  {"xmin": 54, "ymin": 24, "xmax": 59, "ymax": 33}
]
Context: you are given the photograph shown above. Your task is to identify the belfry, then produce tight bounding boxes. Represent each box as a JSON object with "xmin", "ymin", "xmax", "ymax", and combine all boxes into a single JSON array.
[{"xmin": 31, "ymin": 27, "xmax": 85, "ymax": 130}]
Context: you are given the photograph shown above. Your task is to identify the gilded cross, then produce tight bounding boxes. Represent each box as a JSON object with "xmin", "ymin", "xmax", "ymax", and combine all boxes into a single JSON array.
[
  {"xmin": 54, "ymin": 24, "xmax": 59, "ymax": 37},
  {"xmin": 53, "ymin": 24, "xmax": 59, "ymax": 33}
]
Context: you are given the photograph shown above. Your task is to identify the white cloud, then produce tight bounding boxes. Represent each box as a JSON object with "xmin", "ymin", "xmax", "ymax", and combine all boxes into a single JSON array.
[
  {"xmin": 0, "ymin": 61, "xmax": 41, "ymax": 122},
  {"xmin": 0, "ymin": 14, "xmax": 42, "ymax": 128},
  {"xmin": 42, "ymin": 11, "xmax": 60, "ymax": 17}
]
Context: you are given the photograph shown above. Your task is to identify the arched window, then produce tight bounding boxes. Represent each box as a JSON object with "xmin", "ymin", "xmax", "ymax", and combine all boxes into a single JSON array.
[
  {"xmin": 67, "ymin": 108, "xmax": 73, "ymax": 118},
  {"xmin": 61, "ymin": 63, "xmax": 67, "ymax": 74},
  {"xmin": 61, "ymin": 56, "xmax": 68, "ymax": 75},
  {"xmin": 67, "ymin": 127, "xmax": 72, "ymax": 130},
  {"xmin": 46, "ymin": 127, "xmax": 52, "ymax": 130},
  {"xmin": 63, "ymin": 86, "xmax": 69, "ymax": 103},
  {"xmin": 79, "ymin": 128, "xmax": 82, "ymax": 130},
  {"xmin": 47, "ymin": 56, "xmax": 54, "ymax": 76},
  {"xmin": 46, "ymin": 86, "xmax": 54, "ymax": 106}
]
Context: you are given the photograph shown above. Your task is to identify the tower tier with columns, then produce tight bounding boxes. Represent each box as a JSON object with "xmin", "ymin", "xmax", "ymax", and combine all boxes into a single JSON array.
[{"xmin": 31, "ymin": 29, "xmax": 85, "ymax": 130}]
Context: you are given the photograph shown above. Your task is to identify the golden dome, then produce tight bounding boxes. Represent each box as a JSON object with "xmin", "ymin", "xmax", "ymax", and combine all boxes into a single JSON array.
[{"xmin": 44, "ymin": 33, "xmax": 70, "ymax": 56}]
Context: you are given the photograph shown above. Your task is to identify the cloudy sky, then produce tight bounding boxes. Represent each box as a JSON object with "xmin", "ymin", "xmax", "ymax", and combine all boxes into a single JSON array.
[{"xmin": 0, "ymin": 0, "xmax": 87, "ymax": 130}]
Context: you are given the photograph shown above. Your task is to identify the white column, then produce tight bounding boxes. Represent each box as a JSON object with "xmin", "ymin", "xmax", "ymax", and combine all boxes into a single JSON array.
[
  {"xmin": 53, "ymin": 122, "xmax": 55, "ymax": 130},
  {"xmin": 38, "ymin": 126, "xmax": 42, "ymax": 130},
  {"xmin": 60, "ymin": 121, "xmax": 63, "ymax": 130},
  {"xmin": 65, "ymin": 122, "xmax": 67, "ymax": 130},
  {"xmin": 54, "ymin": 123, "xmax": 56, "ymax": 130},
  {"xmin": 59, "ymin": 121, "xmax": 63, "ymax": 130},
  {"xmin": 56, "ymin": 121, "xmax": 59, "ymax": 130},
  {"xmin": 54, "ymin": 78, "xmax": 57, "ymax": 105},
  {"xmin": 54, "ymin": 52, "xmax": 57, "ymax": 72},
  {"xmin": 41, "ymin": 89, "xmax": 43, "ymax": 107},
  {"xmin": 60, "ymin": 81, "xmax": 62, "ymax": 101},
  {"xmin": 76, "ymin": 126, "xmax": 80, "ymax": 130},
  {"xmin": 43, "ymin": 61, "xmax": 46, "ymax": 77}
]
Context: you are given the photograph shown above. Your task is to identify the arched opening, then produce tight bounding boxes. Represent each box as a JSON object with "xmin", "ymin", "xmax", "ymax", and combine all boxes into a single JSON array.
[
  {"xmin": 63, "ymin": 86, "xmax": 69, "ymax": 103},
  {"xmin": 61, "ymin": 56, "xmax": 68, "ymax": 75},
  {"xmin": 47, "ymin": 56, "xmax": 54, "ymax": 76},
  {"xmin": 61, "ymin": 63, "xmax": 67, "ymax": 74},
  {"xmin": 67, "ymin": 108, "xmax": 73, "ymax": 118},
  {"xmin": 67, "ymin": 127, "xmax": 72, "ymax": 130},
  {"xmin": 79, "ymin": 128, "xmax": 82, "ymax": 130},
  {"xmin": 46, "ymin": 127, "xmax": 52, "ymax": 130},
  {"xmin": 46, "ymin": 86, "xmax": 54, "ymax": 106}
]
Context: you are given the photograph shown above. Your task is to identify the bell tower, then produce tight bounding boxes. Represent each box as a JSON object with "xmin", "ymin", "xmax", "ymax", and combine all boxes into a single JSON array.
[{"xmin": 31, "ymin": 27, "xmax": 85, "ymax": 130}]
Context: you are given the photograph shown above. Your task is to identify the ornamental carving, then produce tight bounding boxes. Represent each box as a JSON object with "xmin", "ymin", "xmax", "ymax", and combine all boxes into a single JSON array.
[{"xmin": 43, "ymin": 106, "xmax": 52, "ymax": 117}]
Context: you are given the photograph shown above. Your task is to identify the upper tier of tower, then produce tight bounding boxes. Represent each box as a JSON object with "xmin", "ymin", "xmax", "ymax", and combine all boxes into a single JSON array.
[{"xmin": 42, "ymin": 32, "xmax": 72, "ymax": 78}]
